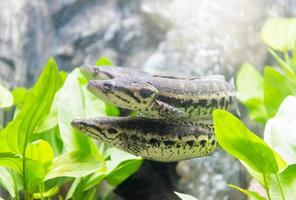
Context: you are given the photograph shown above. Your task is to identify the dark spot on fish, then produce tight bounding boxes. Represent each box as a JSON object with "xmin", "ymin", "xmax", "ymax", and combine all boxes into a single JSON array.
[
  {"xmin": 198, "ymin": 99, "xmax": 207, "ymax": 107},
  {"xmin": 200, "ymin": 140, "xmax": 207, "ymax": 146},
  {"xmin": 130, "ymin": 135, "xmax": 140, "ymax": 142},
  {"xmin": 211, "ymin": 98, "xmax": 218, "ymax": 107},
  {"xmin": 211, "ymin": 140, "xmax": 216, "ymax": 145},
  {"xmin": 163, "ymin": 140, "xmax": 176, "ymax": 146},
  {"xmin": 107, "ymin": 128, "xmax": 118, "ymax": 134},
  {"xmin": 186, "ymin": 140, "xmax": 195, "ymax": 147},
  {"xmin": 220, "ymin": 97, "xmax": 225, "ymax": 107},
  {"xmin": 139, "ymin": 88, "xmax": 154, "ymax": 98}
]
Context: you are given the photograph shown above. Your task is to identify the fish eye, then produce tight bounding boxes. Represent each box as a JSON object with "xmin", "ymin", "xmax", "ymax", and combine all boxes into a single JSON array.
[
  {"xmin": 103, "ymin": 82, "xmax": 113, "ymax": 90},
  {"xmin": 139, "ymin": 88, "xmax": 154, "ymax": 98}
]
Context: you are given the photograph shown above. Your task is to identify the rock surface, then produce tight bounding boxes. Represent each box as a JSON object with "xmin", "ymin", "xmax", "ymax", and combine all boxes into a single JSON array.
[{"xmin": 0, "ymin": 0, "xmax": 294, "ymax": 199}]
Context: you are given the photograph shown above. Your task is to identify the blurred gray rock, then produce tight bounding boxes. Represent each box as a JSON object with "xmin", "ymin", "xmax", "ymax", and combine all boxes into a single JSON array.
[
  {"xmin": 141, "ymin": 0, "xmax": 286, "ymax": 77},
  {"xmin": 0, "ymin": 0, "xmax": 294, "ymax": 199},
  {"xmin": 176, "ymin": 150, "xmax": 247, "ymax": 200}
]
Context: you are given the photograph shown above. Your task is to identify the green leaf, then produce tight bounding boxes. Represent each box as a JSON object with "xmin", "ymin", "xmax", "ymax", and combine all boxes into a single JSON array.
[
  {"xmin": 268, "ymin": 49, "xmax": 294, "ymax": 75},
  {"xmin": 261, "ymin": 18, "xmax": 296, "ymax": 52},
  {"xmin": 26, "ymin": 159, "xmax": 50, "ymax": 190},
  {"xmin": 175, "ymin": 192, "xmax": 199, "ymax": 200},
  {"xmin": 45, "ymin": 151, "xmax": 104, "ymax": 180},
  {"xmin": 228, "ymin": 184, "xmax": 266, "ymax": 200},
  {"xmin": 0, "ymin": 83, "xmax": 13, "ymax": 109},
  {"xmin": 236, "ymin": 63, "xmax": 268, "ymax": 123},
  {"xmin": 236, "ymin": 63, "xmax": 263, "ymax": 102},
  {"xmin": 0, "ymin": 58, "xmax": 63, "ymax": 154},
  {"xmin": 56, "ymin": 69, "xmax": 104, "ymax": 157},
  {"xmin": 0, "ymin": 153, "xmax": 22, "ymax": 173},
  {"xmin": 31, "ymin": 127, "xmax": 63, "ymax": 156},
  {"xmin": 11, "ymin": 87, "xmax": 29, "ymax": 108},
  {"xmin": 244, "ymin": 98, "xmax": 268, "ymax": 124},
  {"xmin": 270, "ymin": 164, "xmax": 296, "ymax": 200},
  {"xmin": 82, "ymin": 148, "xmax": 142, "ymax": 190},
  {"xmin": 96, "ymin": 57, "xmax": 113, "ymax": 66},
  {"xmin": 213, "ymin": 109, "xmax": 286, "ymax": 174},
  {"xmin": 264, "ymin": 67, "xmax": 291, "ymax": 118},
  {"xmin": 105, "ymin": 159, "xmax": 142, "ymax": 186},
  {"xmin": 34, "ymin": 87, "xmax": 60, "ymax": 133},
  {"xmin": 105, "ymin": 103, "xmax": 120, "ymax": 116},
  {"xmin": 33, "ymin": 186, "xmax": 59, "ymax": 199},
  {"xmin": 264, "ymin": 96, "xmax": 296, "ymax": 164},
  {"xmin": 0, "ymin": 167, "xmax": 16, "ymax": 198},
  {"xmin": 26, "ymin": 140, "xmax": 54, "ymax": 164}
]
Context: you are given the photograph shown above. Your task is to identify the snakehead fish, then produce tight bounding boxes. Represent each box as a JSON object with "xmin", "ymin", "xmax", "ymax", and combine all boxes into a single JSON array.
[
  {"xmin": 72, "ymin": 116, "xmax": 216, "ymax": 162},
  {"xmin": 80, "ymin": 65, "xmax": 148, "ymax": 79},
  {"xmin": 87, "ymin": 75, "xmax": 235, "ymax": 120}
]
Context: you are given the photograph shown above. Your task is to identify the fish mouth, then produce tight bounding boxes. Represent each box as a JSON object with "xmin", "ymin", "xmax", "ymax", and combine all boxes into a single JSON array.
[
  {"xmin": 71, "ymin": 119, "xmax": 86, "ymax": 131},
  {"xmin": 87, "ymin": 80, "xmax": 107, "ymax": 96}
]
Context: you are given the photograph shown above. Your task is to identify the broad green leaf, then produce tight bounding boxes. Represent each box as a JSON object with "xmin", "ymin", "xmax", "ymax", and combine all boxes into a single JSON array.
[
  {"xmin": 264, "ymin": 67, "xmax": 291, "ymax": 118},
  {"xmin": 228, "ymin": 184, "xmax": 266, "ymax": 200},
  {"xmin": 268, "ymin": 49, "xmax": 294, "ymax": 75},
  {"xmin": 0, "ymin": 58, "xmax": 63, "ymax": 154},
  {"xmin": 11, "ymin": 87, "xmax": 29, "ymax": 108},
  {"xmin": 105, "ymin": 103, "xmax": 120, "ymax": 116},
  {"xmin": 270, "ymin": 164, "xmax": 296, "ymax": 200},
  {"xmin": 104, "ymin": 148, "xmax": 141, "ymax": 173},
  {"xmin": 34, "ymin": 88, "xmax": 60, "ymax": 133},
  {"xmin": 96, "ymin": 57, "xmax": 113, "ymax": 66},
  {"xmin": 82, "ymin": 148, "xmax": 142, "ymax": 190},
  {"xmin": 236, "ymin": 63, "xmax": 268, "ymax": 123},
  {"xmin": 0, "ymin": 83, "xmax": 13, "ymax": 108},
  {"xmin": 26, "ymin": 159, "xmax": 50, "ymax": 190},
  {"xmin": 243, "ymin": 164, "xmax": 267, "ymax": 186},
  {"xmin": 56, "ymin": 69, "xmax": 103, "ymax": 157},
  {"xmin": 264, "ymin": 96, "xmax": 296, "ymax": 164},
  {"xmin": 45, "ymin": 151, "xmax": 104, "ymax": 180},
  {"xmin": 261, "ymin": 18, "xmax": 296, "ymax": 52},
  {"xmin": 82, "ymin": 173, "xmax": 106, "ymax": 191},
  {"xmin": 213, "ymin": 109, "xmax": 286, "ymax": 174},
  {"xmin": 105, "ymin": 149, "xmax": 142, "ymax": 186},
  {"xmin": 66, "ymin": 178, "xmax": 81, "ymax": 199},
  {"xmin": 26, "ymin": 140, "xmax": 54, "ymax": 163},
  {"xmin": 175, "ymin": 192, "xmax": 199, "ymax": 200},
  {"xmin": 0, "ymin": 167, "xmax": 16, "ymax": 197},
  {"xmin": 31, "ymin": 127, "xmax": 63, "ymax": 156},
  {"xmin": 105, "ymin": 159, "xmax": 142, "ymax": 186},
  {"xmin": 33, "ymin": 186, "xmax": 59, "ymax": 199},
  {"xmin": 244, "ymin": 98, "xmax": 268, "ymax": 124},
  {"xmin": 0, "ymin": 153, "xmax": 22, "ymax": 173},
  {"xmin": 236, "ymin": 63, "xmax": 263, "ymax": 102}
]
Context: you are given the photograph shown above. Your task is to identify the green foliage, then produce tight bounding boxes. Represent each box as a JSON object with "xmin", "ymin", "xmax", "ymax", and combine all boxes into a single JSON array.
[
  {"xmin": 0, "ymin": 57, "xmax": 142, "ymax": 199},
  {"xmin": 175, "ymin": 192, "xmax": 199, "ymax": 200},
  {"xmin": 261, "ymin": 18, "xmax": 296, "ymax": 52},
  {"xmin": 95, "ymin": 56, "xmax": 113, "ymax": 66},
  {"xmin": 228, "ymin": 185, "xmax": 266, "ymax": 200},
  {"xmin": 219, "ymin": 17, "xmax": 296, "ymax": 200},
  {"xmin": 213, "ymin": 110, "xmax": 286, "ymax": 174},
  {"xmin": 0, "ymin": 84, "xmax": 13, "ymax": 109},
  {"xmin": 264, "ymin": 96, "xmax": 296, "ymax": 165},
  {"xmin": 236, "ymin": 18, "xmax": 296, "ymax": 123}
]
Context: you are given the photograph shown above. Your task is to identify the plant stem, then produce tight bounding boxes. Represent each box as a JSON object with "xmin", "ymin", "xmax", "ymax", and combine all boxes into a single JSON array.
[
  {"xmin": 39, "ymin": 183, "xmax": 44, "ymax": 200},
  {"xmin": 22, "ymin": 149, "xmax": 30, "ymax": 200},
  {"xmin": 263, "ymin": 173, "xmax": 271, "ymax": 200},
  {"xmin": 275, "ymin": 174, "xmax": 285, "ymax": 200}
]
